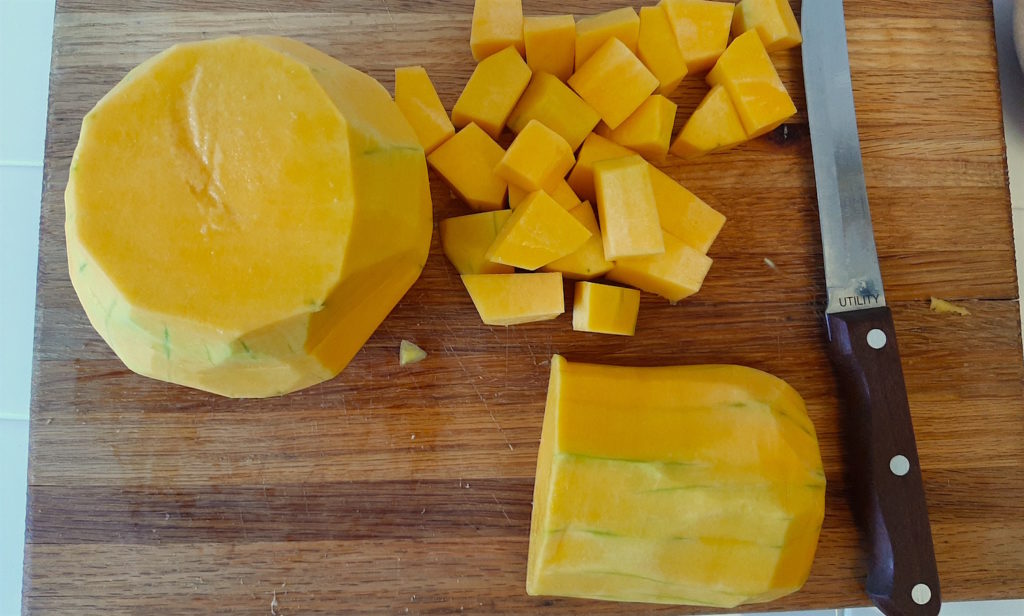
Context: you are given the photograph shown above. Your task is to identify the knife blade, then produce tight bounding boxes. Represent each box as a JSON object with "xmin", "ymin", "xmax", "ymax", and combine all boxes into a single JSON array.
[{"xmin": 801, "ymin": 2, "xmax": 942, "ymax": 615}]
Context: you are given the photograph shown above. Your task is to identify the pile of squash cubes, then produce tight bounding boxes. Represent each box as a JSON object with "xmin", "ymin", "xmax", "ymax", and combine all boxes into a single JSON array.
[{"xmin": 393, "ymin": 0, "xmax": 801, "ymax": 336}]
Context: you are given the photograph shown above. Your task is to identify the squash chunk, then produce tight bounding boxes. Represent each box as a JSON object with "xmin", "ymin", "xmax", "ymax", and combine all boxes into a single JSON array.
[
  {"xmin": 567, "ymin": 132, "xmax": 635, "ymax": 203},
  {"xmin": 542, "ymin": 201, "xmax": 614, "ymax": 280},
  {"xmin": 594, "ymin": 155, "xmax": 664, "ymax": 260},
  {"xmin": 648, "ymin": 166, "xmax": 726, "ymax": 253},
  {"xmin": 661, "ymin": 0, "xmax": 736, "ymax": 73},
  {"xmin": 507, "ymin": 72, "xmax": 600, "ymax": 151},
  {"xmin": 637, "ymin": 5, "xmax": 689, "ymax": 95},
  {"xmin": 509, "ymin": 180, "xmax": 580, "ymax": 211},
  {"xmin": 568, "ymin": 37, "xmax": 659, "ymax": 130},
  {"xmin": 670, "ymin": 84, "xmax": 747, "ymax": 159},
  {"xmin": 572, "ymin": 282, "xmax": 641, "ymax": 336},
  {"xmin": 607, "ymin": 231, "xmax": 712, "ymax": 302},
  {"xmin": 527, "ymin": 355, "xmax": 826, "ymax": 607},
  {"xmin": 523, "ymin": 15, "xmax": 576, "ymax": 81},
  {"xmin": 733, "ymin": 0, "xmax": 802, "ymax": 52},
  {"xmin": 65, "ymin": 37, "xmax": 432, "ymax": 398},
  {"xmin": 470, "ymin": 0, "xmax": 525, "ymax": 61},
  {"xmin": 452, "ymin": 47, "xmax": 532, "ymax": 140},
  {"xmin": 395, "ymin": 66, "xmax": 454, "ymax": 154},
  {"xmin": 575, "ymin": 7, "xmax": 641, "ymax": 69},
  {"xmin": 462, "ymin": 273, "xmax": 565, "ymax": 325},
  {"xmin": 707, "ymin": 30, "xmax": 796, "ymax": 137},
  {"xmin": 486, "ymin": 191, "xmax": 592, "ymax": 271},
  {"xmin": 427, "ymin": 123, "xmax": 507, "ymax": 211},
  {"xmin": 596, "ymin": 94, "xmax": 678, "ymax": 161},
  {"xmin": 495, "ymin": 120, "xmax": 575, "ymax": 192},
  {"xmin": 440, "ymin": 210, "xmax": 515, "ymax": 275}
]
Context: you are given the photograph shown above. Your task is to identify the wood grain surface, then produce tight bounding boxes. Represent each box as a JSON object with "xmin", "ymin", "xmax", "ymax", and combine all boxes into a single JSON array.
[{"xmin": 25, "ymin": 1, "xmax": 1024, "ymax": 614}]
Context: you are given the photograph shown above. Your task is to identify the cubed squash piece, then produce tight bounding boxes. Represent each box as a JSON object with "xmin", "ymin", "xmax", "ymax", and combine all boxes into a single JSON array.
[
  {"xmin": 568, "ymin": 38, "xmax": 659, "ymax": 130},
  {"xmin": 594, "ymin": 155, "xmax": 664, "ymax": 260},
  {"xmin": 567, "ymin": 132, "xmax": 635, "ymax": 203},
  {"xmin": 733, "ymin": 0, "xmax": 802, "ymax": 52},
  {"xmin": 661, "ymin": 0, "xmax": 735, "ymax": 73},
  {"xmin": 572, "ymin": 281, "xmax": 641, "ymax": 336},
  {"xmin": 542, "ymin": 201, "xmax": 614, "ymax": 280},
  {"xmin": 428, "ymin": 123, "xmax": 508, "ymax": 211},
  {"xmin": 509, "ymin": 180, "xmax": 580, "ymax": 211},
  {"xmin": 486, "ymin": 190, "xmax": 592, "ymax": 271},
  {"xmin": 637, "ymin": 5, "xmax": 689, "ymax": 95},
  {"xmin": 670, "ymin": 84, "xmax": 747, "ymax": 159},
  {"xmin": 607, "ymin": 231, "xmax": 712, "ymax": 302},
  {"xmin": 648, "ymin": 166, "xmax": 726, "ymax": 253},
  {"xmin": 440, "ymin": 210, "xmax": 515, "ymax": 275},
  {"xmin": 507, "ymin": 72, "xmax": 600, "ymax": 151},
  {"xmin": 470, "ymin": 0, "xmax": 525, "ymax": 61},
  {"xmin": 596, "ymin": 94, "xmax": 677, "ymax": 161},
  {"xmin": 707, "ymin": 30, "xmax": 796, "ymax": 137},
  {"xmin": 523, "ymin": 15, "xmax": 576, "ymax": 81},
  {"xmin": 575, "ymin": 7, "xmax": 641, "ymax": 70},
  {"xmin": 394, "ymin": 66, "xmax": 455, "ymax": 154},
  {"xmin": 527, "ymin": 355, "xmax": 825, "ymax": 606},
  {"xmin": 462, "ymin": 273, "xmax": 565, "ymax": 325},
  {"xmin": 494, "ymin": 119, "xmax": 575, "ymax": 192},
  {"xmin": 452, "ymin": 47, "xmax": 532, "ymax": 139}
]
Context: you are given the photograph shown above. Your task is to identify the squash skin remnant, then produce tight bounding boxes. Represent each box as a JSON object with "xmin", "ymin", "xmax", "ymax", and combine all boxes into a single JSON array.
[{"xmin": 66, "ymin": 37, "xmax": 432, "ymax": 398}]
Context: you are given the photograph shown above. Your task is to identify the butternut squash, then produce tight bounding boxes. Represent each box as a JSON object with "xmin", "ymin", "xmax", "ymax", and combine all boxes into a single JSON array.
[
  {"xmin": 527, "ymin": 355, "xmax": 826, "ymax": 607},
  {"xmin": 66, "ymin": 36, "xmax": 431, "ymax": 398}
]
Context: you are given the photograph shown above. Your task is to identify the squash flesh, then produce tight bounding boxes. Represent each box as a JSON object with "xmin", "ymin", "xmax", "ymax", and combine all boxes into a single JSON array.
[
  {"xmin": 527, "ymin": 356, "xmax": 826, "ymax": 607},
  {"xmin": 66, "ymin": 36, "xmax": 431, "ymax": 398}
]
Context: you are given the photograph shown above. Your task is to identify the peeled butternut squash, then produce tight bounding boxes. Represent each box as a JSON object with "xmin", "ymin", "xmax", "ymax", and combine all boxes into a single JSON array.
[
  {"xmin": 66, "ymin": 36, "xmax": 431, "ymax": 398},
  {"xmin": 528, "ymin": 355, "xmax": 826, "ymax": 608}
]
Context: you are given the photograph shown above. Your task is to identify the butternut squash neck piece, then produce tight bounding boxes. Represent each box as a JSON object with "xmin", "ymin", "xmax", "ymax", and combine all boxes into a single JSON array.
[
  {"xmin": 528, "ymin": 355, "xmax": 826, "ymax": 607},
  {"xmin": 66, "ymin": 36, "xmax": 432, "ymax": 398},
  {"xmin": 470, "ymin": 0, "xmax": 525, "ymax": 61}
]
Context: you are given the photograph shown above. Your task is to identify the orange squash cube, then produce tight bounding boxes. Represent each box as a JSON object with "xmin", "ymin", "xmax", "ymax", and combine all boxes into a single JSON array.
[
  {"xmin": 394, "ymin": 66, "xmax": 455, "ymax": 154},
  {"xmin": 568, "ymin": 38, "xmax": 659, "ymax": 130},
  {"xmin": 507, "ymin": 72, "xmax": 600, "ymax": 151},
  {"xmin": 567, "ymin": 132, "xmax": 635, "ymax": 203},
  {"xmin": 575, "ymin": 7, "xmax": 641, "ymax": 70},
  {"xmin": 607, "ymin": 231, "xmax": 713, "ymax": 302},
  {"xmin": 427, "ymin": 123, "xmax": 508, "ymax": 211},
  {"xmin": 661, "ymin": 0, "xmax": 735, "ymax": 73},
  {"xmin": 593, "ymin": 155, "xmax": 665, "ymax": 260},
  {"xmin": 637, "ymin": 5, "xmax": 689, "ymax": 95},
  {"xmin": 470, "ymin": 0, "xmax": 525, "ymax": 61},
  {"xmin": 494, "ymin": 119, "xmax": 575, "ymax": 192},
  {"xmin": 596, "ymin": 94, "xmax": 678, "ymax": 162},
  {"xmin": 440, "ymin": 210, "xmax": 515, "ymax": 275},
  {"xmin": 523, "ymin": 15, "xmax": 576, "ymax": 81},
  {"xmin": 648, "ymin": 167, "xmax": 726, "ymax": 253},
  {"xmin": 572, "ymin": 281, "xmax": 641, "ymax": 336},
  {"xmin": 707, "ymin": 29, "xmax": 796, "ymax": 137},
  {"xmin": 670, "ymin": 85, "xmax": 748, "ymax": 159},
  {"xmin": 462, "ymin": 273, "xmax": 565, "ymax": 326},
  {"xmin": 542, "ymin": 201, "xmax": 614, "ymax": 280},
  {"xmin": 509, "ymin": 180, "xmax": 580, "ymax": 211},
  {"xmin": 452, "ymin": 46, "xmax": 532, "ymax": 140},
  {"xmin": 486, "ymin": 191, "xmax": 592, "ymax": 271},
  {"xmin": 733, "ymin": 0, "xmax": 802, "ymax": 52}
]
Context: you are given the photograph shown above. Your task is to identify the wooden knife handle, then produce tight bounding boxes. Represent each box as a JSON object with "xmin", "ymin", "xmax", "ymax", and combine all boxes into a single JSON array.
[{"xmin": 826, "ymin": 307, "xmax": 941, "ymax": 616}]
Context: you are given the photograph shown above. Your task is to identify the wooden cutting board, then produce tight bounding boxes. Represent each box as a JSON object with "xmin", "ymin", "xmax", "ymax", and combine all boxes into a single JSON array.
[{"xmin": 24, "ymin": 1, "xmax": 1024, "ymax": 614}]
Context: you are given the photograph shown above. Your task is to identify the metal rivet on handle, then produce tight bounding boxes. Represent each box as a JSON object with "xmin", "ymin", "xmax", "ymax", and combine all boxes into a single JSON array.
[
  {"xmin": 912, "ymin": 583, "xmax": 932, "ymax": 605},
  {"xmin": 889, "ymin": 455, "xmax": 910, "ymax": 476},
  {"xmin": 867, "ymin": 329, "xmax": 887, "ymax": 349}
]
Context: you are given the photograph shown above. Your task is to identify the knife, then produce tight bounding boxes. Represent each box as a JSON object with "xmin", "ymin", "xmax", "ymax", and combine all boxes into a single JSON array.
[{"xmin": 801, "ymin": 2, "xmax": 942, "ymax": 615}]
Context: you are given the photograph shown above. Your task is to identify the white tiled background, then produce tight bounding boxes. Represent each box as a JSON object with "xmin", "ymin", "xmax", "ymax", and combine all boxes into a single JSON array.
[{"xmin": 1, "ymin": 1, "xmax": 1022, "ymax": 615}]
